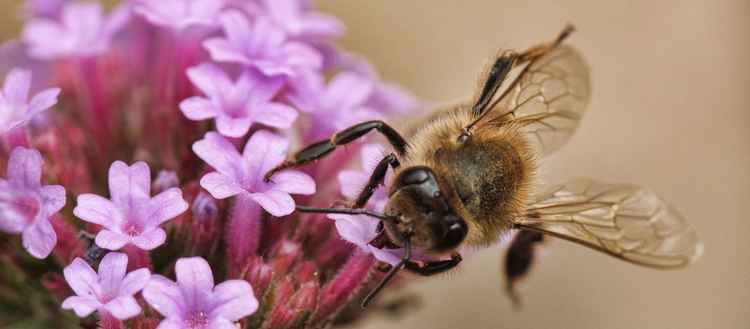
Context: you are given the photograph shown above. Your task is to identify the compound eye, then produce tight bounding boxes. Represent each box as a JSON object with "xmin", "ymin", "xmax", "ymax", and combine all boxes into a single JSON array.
[{"xmin": 399, "ymin": 167, "xmax": 431, "ymax": 186}]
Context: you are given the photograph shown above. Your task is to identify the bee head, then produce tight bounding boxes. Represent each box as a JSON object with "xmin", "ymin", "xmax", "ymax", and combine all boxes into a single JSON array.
[{"xmin": 385, "ymin": 166, "xmax": 468, "ymax": 252}]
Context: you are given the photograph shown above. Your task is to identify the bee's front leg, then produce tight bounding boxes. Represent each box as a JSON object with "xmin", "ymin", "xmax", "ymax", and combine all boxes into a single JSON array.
[{"xmin": 404, "ymin": 252, "xmax": 463, "ymax": 276}]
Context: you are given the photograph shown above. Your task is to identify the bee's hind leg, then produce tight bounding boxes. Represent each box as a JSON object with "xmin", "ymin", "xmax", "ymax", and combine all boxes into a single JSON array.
[
  {"xmin": 504, "ymin": 230, "xmax": 545, "ymax": 308},
  {"xmin": 265, "ymin": 120, "xmax": 407, "ymax": 181}
]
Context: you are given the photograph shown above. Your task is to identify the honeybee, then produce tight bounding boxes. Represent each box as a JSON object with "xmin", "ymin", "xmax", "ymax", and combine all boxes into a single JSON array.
[{"xmin": 265, "ymin": 25, "xmax": 703, "ymax": 307}]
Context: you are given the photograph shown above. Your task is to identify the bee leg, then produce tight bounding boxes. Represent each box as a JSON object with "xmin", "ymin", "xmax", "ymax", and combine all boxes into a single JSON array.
[
  {"xmin": 265, "ymin": 120, "xmax": 407, "ymax": 181},
  {"xmin": 353, "ymin": 153, "xmax": 400, "ymax": 208},
  {"xmin": 504, "ymin": 230, "xmax": 545, "ymax": 308},
  {"xmin": 404, "ymin": 252, "xmax": 463, "ymax": 276}
]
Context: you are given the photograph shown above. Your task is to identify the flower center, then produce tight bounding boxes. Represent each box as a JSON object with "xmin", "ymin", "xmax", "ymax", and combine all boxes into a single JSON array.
[
  {"xmin": 121, "ymin": 221, "xmax": 143, "ymax": 237},
  {"xmin": 184, "ymin": 311, "xmax": 209, "ymax": 329},
  {"xmin": 12, "ymin": 194, "xmax": 42, "ymax": 224}
]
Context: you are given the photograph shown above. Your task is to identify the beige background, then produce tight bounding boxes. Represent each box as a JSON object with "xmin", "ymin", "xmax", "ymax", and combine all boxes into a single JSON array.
[{"xmin": 2, "ymin": 1, "xmax": 748, "ymax": 329}]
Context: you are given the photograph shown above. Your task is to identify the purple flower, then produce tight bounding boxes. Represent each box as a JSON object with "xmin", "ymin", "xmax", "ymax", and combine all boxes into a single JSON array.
[
  {"xmin": 180, "ymin": 63, "xmax": 297, "ymax": 137},
  {"xmin": 61, "ymin": 252, "xmax": 151, "ymax": 320},
  {"xmin": 327, "ymin": 144, "xmax": 403, "ymax": 265},
  {"xmin": 192, "ymin": 130, "xmax": 315, "ymax": 217},
  {"xmin": 244, "ymin": 0, "xmax": 345, "ymax": 41},
  {"xmin": 143, "ymin": 257, "xmax": 258, "ymax": 328},
  {"xmin": 0, "ymin": 147, "xmax": 65, "ymax": 259},
  {"xmin": 203, "ymin": 10, "xmax": 322, "ymax": 77},
  {"xmin": 22, "ymin": 2, "xmax": 130, "ymax": 60},
  {"xmin": 25, "ymin": 0, "xmax": 67, "ymax": 18},
  {"xmin": 287, "ymin": 71, "xmax": 380, "ymax": 139},
  {"xmin": 0, "ymin": 68, "xmax": 60, "ymax": 134},
  {"xmin": 73, "ymin": 161, "xmax": 189, "ymax": 251},
  {"xmin": 134, "ymin": 0, "xmax": 224, "ymax": 31}
]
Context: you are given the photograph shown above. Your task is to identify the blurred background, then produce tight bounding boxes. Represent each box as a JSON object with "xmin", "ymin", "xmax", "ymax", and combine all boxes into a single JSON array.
[{"xmin": 2, "ymin": 1, "xmax": 748, "ymax": 329}]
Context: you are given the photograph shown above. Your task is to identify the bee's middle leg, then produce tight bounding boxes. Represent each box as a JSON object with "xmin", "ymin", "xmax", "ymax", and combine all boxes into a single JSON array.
[{"xmin": 265, "ymin": 120, "xmax": 407, "ymax": 181}]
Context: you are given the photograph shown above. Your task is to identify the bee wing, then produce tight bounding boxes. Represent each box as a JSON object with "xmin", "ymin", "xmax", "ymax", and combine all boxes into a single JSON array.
[
  {"xmin": 513, "ymin": 178, "xmax": 703, "ymax": 268},
  {"xmin": 489, "ymin": 45, "xmax": 591, "ymax": 155}
]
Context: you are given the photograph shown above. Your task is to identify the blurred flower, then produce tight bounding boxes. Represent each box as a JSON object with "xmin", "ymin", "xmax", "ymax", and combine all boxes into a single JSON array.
[
  {"xmin": 248, "ymin": 0, "xmax": 345, "ymax": 41},
  {"xmin": 133, "ymin": 0, "xmax": 224, "ymax": 31},
  {"xmin": 192, "ymin": 130, "xmax": 315, "ymax": 217},
  {"xmin": 143, "ymin": 257, "xmax": 257, "ymax": 328},
  {"xmin": 0, "ymin": 147, "xmax": 65, "ymax": 258},
  {"xmin": 62, "ymin": 252, "xmax": 151, "ymax": 320},
  {"xmin": 180, "ymin": 63, "xmax": 297, "ymax": 137},
  {"xmin": 203, "ymin": 10, "xmax": 322, "ymax": 77},
  {"xmin": 288, "ymin": 71, "xmax": 380, "ymax": 139},
  {"xmin": 0, "ymin": 68, "xmax": 60, "ymax": 134},
  {"xmin": 22, "ymin": 2, "xmax": 131, "ymax": 60},
  {"xmin": 73, "ymin": 161, "xmax": 189, "ymax": 251}
]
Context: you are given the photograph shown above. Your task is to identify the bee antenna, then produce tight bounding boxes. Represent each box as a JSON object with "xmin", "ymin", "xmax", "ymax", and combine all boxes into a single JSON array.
[{"xmin": 362, "ymin": 237, "xmax": 413, "ymax": 308}]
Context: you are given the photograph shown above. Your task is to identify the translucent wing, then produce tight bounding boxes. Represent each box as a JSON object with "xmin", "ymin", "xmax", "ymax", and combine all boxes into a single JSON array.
[
  {"xmin": 488, "ymin": 45, "xmax": 591, "ymax": 155},
  {"xmin": 513, "ymin": 178, "xmax": 702, "ymax": 268}
]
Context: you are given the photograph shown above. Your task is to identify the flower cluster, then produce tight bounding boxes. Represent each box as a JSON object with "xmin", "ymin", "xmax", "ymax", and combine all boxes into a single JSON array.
[{"xmin": 0, "ymin": 0, "xmax": 418, "ymax": 328}]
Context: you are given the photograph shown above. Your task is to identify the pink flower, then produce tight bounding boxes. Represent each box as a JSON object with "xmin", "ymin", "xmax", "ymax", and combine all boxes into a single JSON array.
[
  {"xmin": 21, "ymin": 2, "xmax": 130, "ymax": 60},
  {"xmin": 249, "ymin": 0, "xmax": 345, "ymax": 41},
  {"xmin": 134, "ymin": 0, "xmax": 225, "ymax": 31},
  {"xmin": 143, "ymin": 257, "xmax": 258, "ymax": 329},
  {"xmin": 192, "ymin": 130, "xmax": 315, "ymax": 217},
  {"xmin": 0, "ymin": 147, "xmax": 65, "ymax": 258},
  {"xmin": 61, "ymin": 252, "xmax": 151, "ymax": 320},
  {"xmin": 180, "ymin": 63, "xmax": 297, "ymax": 137},
  {"xmin": 73, "ymin": 161, "xmax": 189, "ymax": 251},
  {"xmin": 287, "ymin": 71, "xmax": 381, "ymax": 139},
  {"xmin": 0, "ymin": 68, "xmax": 60, "ymax": 134},
  {"xmin": 203, "ymin": 10, "xmax": 322, "ymax": 77},
  {"xmin": 328, "ymin": 144, "xmax": 404, "ymax": 265}
]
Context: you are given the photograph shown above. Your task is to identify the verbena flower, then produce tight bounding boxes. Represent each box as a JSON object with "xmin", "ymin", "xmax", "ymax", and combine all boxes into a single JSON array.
[
  {"xmin": 180, "ymin": 63, "xmax": 297, "ymax": 137},
  {"xmin": 22, "ymin": 2, "xmax": 130, "ymax": 60},
  {"xmin": 0, "ymin": 147, "xmax": 65, "ymax": 259},
  {"xmin": 143, "ymin": 257, "xmax": 257, "ymax": 329},
  {"xmin": 0, "ymin": 68, "xmax": 60, "ymax": 134},
  {"xmin": 1, "ymin": 1, "xmax": 419, "ymax": 327},
  {"xmin": 192, "ymin": 130, "xmax": 314, "ymax": 217},
  {"xmin": 203, "ymin": 10, "xmax": 322, "ymax": 77},
  {"xmin": 133, "ymin": 0, "xmax": 225, "ymax": 31},
  {"xmin": 62, "ymin": 252, "xmax": 151, "ymax": 320},
  {"xmin": 74, "ymin": 161, "xmax": 189, "ymax": 251}
]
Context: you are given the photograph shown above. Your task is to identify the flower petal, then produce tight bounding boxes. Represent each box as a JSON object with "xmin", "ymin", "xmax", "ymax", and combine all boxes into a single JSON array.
[
  {"xmin": 192, "ymin": 132, "xmax": 242, "ymax": 178},
  {"xmin": 179, "ymin": 97, "xmax": 217, "ymax": 121},
  {"xmin": 7, "ymin": 147, "xmax": 42, "ymax": 188},
  {"xmin": 41, "ymin": 184, "xmax": 66, "ymax": 215},
  {"xmin": 143, "ymin": 275, "xmax": 184, "ymax": 318},
  {"xmin": 252, "ymin": 103, "xmax": 298, "ymax": 129},
  {"xmin": 120, "ymin": 268, "xmax": 151, "ymax": 296},
  {"xmin": 249, "ymin": 190, "xmax": 294, "ymax": 217},
  {"xmin": 206, "ymin": 318, "xmax": 239, "ymax": 329},
  {"xmin": 242, "ymin": 130, "xmax": 288, "ymax": 178},
  {"xmin": 108, "ymin": 161, "xmax": 151, "ymax": 209},
  {"xmin": 154, "ymin": 318, "xmax": 183, "ymax": 329},
  {"xmin": 338, "ymin": 170, "xmax": 367, "ymax": 200},
  {"xmin": 27, "ymin": 87, "xmax": 60, "ymax": 116},
  {"xmin": 323, "ymin": 71, "xmax": 373, "ymax": 110},
  {"xmin": 215, "ymin": 115, "xmax": 253, "ymax": 138},
  {"xmin": 203, "ymin": 38, "xmax": 249, "ymax": 65},
  {"xmin": 63, "ymin": 257, "xmax": 99, "ymax": 297},
  {"xmin": 3, "ymin": 68, "xmax": 31, "ymax": 106},
  {"xmin": 131, "ymin": 228, "xmax": 166, "ymax": 250},
  {"xmin": 146, "ymin": 188, "xmax": 188, "ymax": 227},
  {"xmin": 186, "ymin": 63, "xmax": 232, "ymax": 98},
  {"xmin": 103, "ymin": 296, "xmax": 142, "ymax": 320},
  {"xmin": 199, "ymin": 172, "xmax": 244, "ymax": 199},
  {"xmin": 62, "ymin": 296, "xmax": 100, "ymax": 318},
  {"xmin": 74, "ymin": 194, "xmax": 120, "ymax": 227},
  {"xmin": 270, "ymin": 170, "xmax": 315, "ymax": 195},
  {"xmin": 220, "ymin": 10, "xmax": 252, "ymax": 47},
  {"xmin": 98, "ymin": 252, "xmax": 127, "ymax": 294},
  {"xmin": 95, "ymin": 229, "xmax": 130, "ymax": 250},
  {"xmin": 22, "ymin": 217, "xmax": 56, "ymax": 258},
  {"xmin": 210, "ymin": 280, "xmax": 258, "ymax": 321},
  {"xmin": 175, "ymin": 257, "xmax": 215, "ymax": 303}
]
